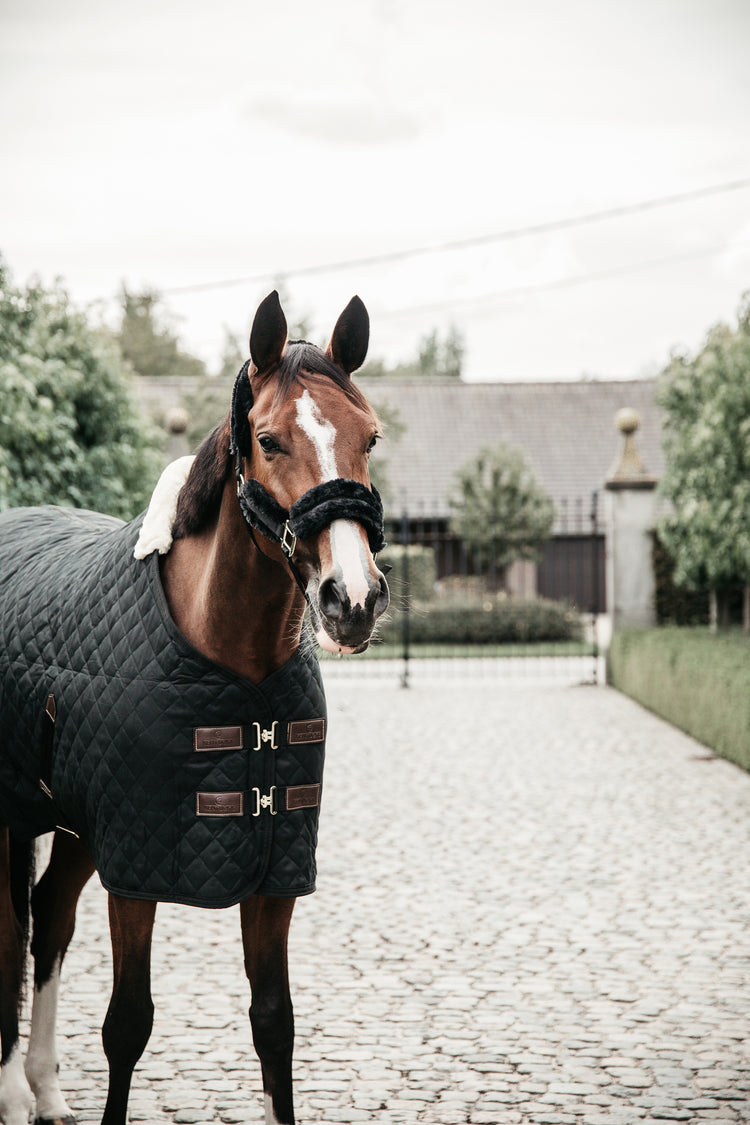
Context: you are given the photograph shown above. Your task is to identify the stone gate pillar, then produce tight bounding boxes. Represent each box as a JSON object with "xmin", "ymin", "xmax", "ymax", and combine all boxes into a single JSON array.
[{"xmin": 605, "ymin": 408, "xmax": 659, "ymax": 630}]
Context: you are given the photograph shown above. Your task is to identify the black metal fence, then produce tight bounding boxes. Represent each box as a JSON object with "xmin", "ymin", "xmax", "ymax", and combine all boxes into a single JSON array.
[{"xmin": 322, "ymin": 494, "xmax": 605, "ymax": 686}]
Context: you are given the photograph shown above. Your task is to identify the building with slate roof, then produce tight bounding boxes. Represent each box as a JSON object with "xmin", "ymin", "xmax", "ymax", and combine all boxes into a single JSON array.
[
  {"xmin": 136, "ymin": 375, "xmax": 664, "ymax": 518},
  {"xmin": 136, "ymin": 375, "xmax": 664, "ymax": 609},
  {"xmin": 358, "ymin": 377, "xmax": 663, "ymax": 525}
]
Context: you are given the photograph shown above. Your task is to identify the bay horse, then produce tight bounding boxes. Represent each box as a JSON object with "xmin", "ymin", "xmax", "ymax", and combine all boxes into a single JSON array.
[{"xmin": 0, "ymin": 292, "xmax": 389, "ymax": 1125}]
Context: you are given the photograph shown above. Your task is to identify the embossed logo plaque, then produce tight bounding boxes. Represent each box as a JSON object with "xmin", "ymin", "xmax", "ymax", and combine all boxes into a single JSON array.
[
  {"xmin": 287, "ymin": 718, "xmax": 326, "ymax": 745},
  {"xmin": 196, "ymin": 792, "xmax": 244, "ymax": 816},
  {"xmin": 193, "ymin": 726, "xmax": 244, "ymax": 752}
]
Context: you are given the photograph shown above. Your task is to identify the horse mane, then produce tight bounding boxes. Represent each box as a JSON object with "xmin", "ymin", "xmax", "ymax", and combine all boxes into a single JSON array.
[
  {"xmin": 172, "ymin": 343, "xmax": 371, "ymax": 539},
  {"xmin": 172, "ymin": 416, "xmax": 231, "ymax": 539}
]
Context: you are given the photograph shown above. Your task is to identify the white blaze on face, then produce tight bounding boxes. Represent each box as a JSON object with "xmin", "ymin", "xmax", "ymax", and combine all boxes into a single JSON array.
[
  {"xmin": 294, "ymin": 389, "xmax": 371, "ymax": 613},
  {"xmin": 295, "ymin": 389, "xmax": 338, "ymax": 479}
]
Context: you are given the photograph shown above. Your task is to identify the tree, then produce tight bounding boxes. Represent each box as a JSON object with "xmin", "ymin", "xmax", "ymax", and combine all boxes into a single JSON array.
[
  {"xmin": 0, "ymin": 262, "xmax": 163, "ymax": 519},
  {"xmin": 270, "ymin": 280, "xmax": 313, "ymax": 343},
  {"xmin": 657, "ymin": 295, "xmax": 750, "ymax": 631},
  {"xmin": 117, "ymin": 286, "xmax": 207, "ymax": 378},
  {"xmin": 364, "ymin": 399, "xmax": 405, "ymax": 502},
  {"xmin": 181, "ymin": 379, "xmax": 229, "ymax": 452},
  {"xmin": 417, "ymin": 326, "xmax": 464, "ymax": 378},
  {"xmin": 216, "ymin": 325, "xmax": 246, "ymax": 381},
  {"xmin": 449, "ymin": 442, "xmax": 554, "ymax": 591},
  {"xmin": 362, "ymin": 325, "xmax": 465, "ymax": 379}
]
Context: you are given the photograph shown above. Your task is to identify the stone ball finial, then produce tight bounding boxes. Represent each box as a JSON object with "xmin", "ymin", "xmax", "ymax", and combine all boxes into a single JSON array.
[
  {"xmin": 166, "ymin": 407, "xmax": 189, "ymax": 435},
  {"xmin": 615, "ymin": 407, "xmax": 641, "ymax": 436},
  {"xmin": 607, "ymin": 405, "xmax": 655, "ymax": 487}
]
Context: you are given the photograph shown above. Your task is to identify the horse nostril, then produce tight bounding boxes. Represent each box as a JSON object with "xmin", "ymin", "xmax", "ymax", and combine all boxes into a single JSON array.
[{"xmin": 318, "ymin": 575, "xmax": 348, "ymax": 621}]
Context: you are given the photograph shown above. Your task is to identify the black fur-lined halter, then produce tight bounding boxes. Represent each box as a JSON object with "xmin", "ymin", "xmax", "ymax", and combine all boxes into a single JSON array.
[{"xmin": 229, "ymin": 360, "xmax": 386, "ymax": 597}]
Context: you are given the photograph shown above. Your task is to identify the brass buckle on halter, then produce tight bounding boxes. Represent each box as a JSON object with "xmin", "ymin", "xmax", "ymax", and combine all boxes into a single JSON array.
[
  {"xmin": 251, "ymin": 786, "xmax": 278, "ymax": 816},
  {"xmin": 280, "ymin": 522, "xmax": 297, "ymax": 558}
]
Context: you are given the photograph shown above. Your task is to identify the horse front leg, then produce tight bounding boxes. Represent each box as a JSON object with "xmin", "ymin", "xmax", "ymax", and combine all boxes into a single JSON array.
[
  {"xmin": 26, "ymin": 829, "xmax": 95, "ymax": 1125},
  {"xmin": 101, "ymin": 895, "xmax": 157, "ymax": 1125},
  {"xmin": 0, "ymin": 830, "xmax": 35, "ymax": 1125},
  {"xmin": 240, "ymin": 896, "xmax": 296, "ymax": 1125}
]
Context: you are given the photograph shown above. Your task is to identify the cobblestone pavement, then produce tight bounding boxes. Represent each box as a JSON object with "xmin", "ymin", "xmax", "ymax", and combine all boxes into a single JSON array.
[{"xmin": 20, "ymin": 667, "xmax": 750, "ymax": 1125}]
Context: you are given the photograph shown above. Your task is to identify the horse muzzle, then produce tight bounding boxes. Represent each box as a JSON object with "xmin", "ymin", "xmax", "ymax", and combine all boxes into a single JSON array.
[
  {"xmin": 312, "ymin": 563, "xmax": 390, "ymax": 654},
  {"xmin": 234, "ymin": 473, "xmax": 389, "ymax": 653}
]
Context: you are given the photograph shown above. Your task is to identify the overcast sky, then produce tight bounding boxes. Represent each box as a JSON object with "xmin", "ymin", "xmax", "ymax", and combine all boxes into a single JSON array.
[{"xmin": 2, "ymin": 0, "xmax": 749, "ymax": 380}]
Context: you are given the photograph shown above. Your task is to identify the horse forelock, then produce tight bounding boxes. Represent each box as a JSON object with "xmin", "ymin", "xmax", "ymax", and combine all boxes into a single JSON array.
[{"xmin": 261, "ymin": 342, "xmax": 371, "ymax": 412}]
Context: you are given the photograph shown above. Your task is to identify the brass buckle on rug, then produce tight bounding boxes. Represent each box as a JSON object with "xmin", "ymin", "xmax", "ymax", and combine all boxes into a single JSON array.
[
  {"xmin": 252, "ymin": 721, "xmax": 278, "ymax": 751},
  {"xmin": 251, "ymin": 786, "xmax": 277, "ymax": 816}
]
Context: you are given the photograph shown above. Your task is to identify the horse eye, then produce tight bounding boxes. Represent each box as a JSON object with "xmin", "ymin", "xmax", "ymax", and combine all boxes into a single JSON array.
[
  {"xmin": 366, "ymin": 435, "xmax": 378, "ymax": 455},
  {"xmin": 258, "ymin": 435, "xmax": 280, "ymax": 455}
]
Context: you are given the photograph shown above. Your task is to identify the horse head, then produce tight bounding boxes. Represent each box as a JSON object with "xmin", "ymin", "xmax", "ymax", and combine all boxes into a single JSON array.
[{"xmin": 233, "ymin": 291, "xmax": 390, "ymax": 654}]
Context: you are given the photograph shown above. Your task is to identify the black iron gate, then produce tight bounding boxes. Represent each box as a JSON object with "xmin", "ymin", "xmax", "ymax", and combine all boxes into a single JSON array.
[{"xmin": 322, "ymin": 493, "xmax": 605, "ymax": 686}]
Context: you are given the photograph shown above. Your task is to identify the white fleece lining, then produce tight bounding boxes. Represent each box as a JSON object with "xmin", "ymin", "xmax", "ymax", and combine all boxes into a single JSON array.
[{"xmin": 133, "ymin": 456, "xmax": 195, "ymax": 559}]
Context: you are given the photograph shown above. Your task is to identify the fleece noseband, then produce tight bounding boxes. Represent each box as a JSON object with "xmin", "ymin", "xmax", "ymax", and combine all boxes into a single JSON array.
[
  {"xmin": 236, "ymin": 476, "xmax": 386, "ymax": 560},
  {"xmin": 229, "ymin": 361, "xmax": 386, "ymax": 593}
]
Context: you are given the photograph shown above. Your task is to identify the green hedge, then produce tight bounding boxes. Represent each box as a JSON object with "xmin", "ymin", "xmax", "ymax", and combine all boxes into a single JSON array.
[
  {"xmin": 378, "ymin": 596, "xmax": 583, "ymax": 645},
  {"xmin": 608, "ymin": 627, "xmax": 750, "ymax": 771},
  {"xmin": 377, "ymin": 544, "xmax": 436, "ymax": 602}
]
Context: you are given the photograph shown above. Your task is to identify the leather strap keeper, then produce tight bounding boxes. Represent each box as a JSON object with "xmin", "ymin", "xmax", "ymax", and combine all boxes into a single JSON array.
[
  {"xmin": 285, "ymin": 783, "xmax": 321, "ymax": 811},
  {"xmin": 287, "ymin": 718, "xmax": 326, "ymax": 745}
]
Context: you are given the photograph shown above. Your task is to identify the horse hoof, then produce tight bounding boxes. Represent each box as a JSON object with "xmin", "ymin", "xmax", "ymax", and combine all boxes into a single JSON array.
[{"xmin": 34, "ymin": 1117, "xmax": 77, "ymax": 1125}]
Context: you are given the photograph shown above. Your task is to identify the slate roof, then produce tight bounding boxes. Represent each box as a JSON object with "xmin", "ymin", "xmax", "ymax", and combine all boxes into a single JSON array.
[
  {"xmin": 358, "ymin": 378, "xmax": 664, "ymax": 526},
  {"xmin": 135, "ymin": 375, "xmax": 665, "ymax": 531}
]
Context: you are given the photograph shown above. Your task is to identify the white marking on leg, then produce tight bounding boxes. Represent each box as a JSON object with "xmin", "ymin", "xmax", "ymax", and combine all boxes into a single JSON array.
[
  {"xmin": 0, "ymin": 1044, "xmax": 35, "ymax": 1125},
  {"xmin": 264, "ymin": 1091, "xmax": 282, "ymax": 1125},
  {"xmin": 295, "ymin": 390, "xmax": 371, "ymax": 608},
  {"xmin": 25, "ymin": 957, "xmax": 74, "ymax": 1121}
]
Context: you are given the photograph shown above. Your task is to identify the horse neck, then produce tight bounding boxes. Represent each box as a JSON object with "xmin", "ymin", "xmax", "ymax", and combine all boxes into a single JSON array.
[{"xmin": 160, "ymin": 479, "xmax": 306, "ymax": 683}]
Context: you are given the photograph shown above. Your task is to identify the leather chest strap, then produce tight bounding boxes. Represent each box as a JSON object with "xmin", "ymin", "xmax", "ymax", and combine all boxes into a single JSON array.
[
  {"xmin": 194, "ymin": 719, "xmax": 326, "ymax": 753},
  {"xmin": 196, "ymin": 784, "xmax": 320, "ymax": 818}
]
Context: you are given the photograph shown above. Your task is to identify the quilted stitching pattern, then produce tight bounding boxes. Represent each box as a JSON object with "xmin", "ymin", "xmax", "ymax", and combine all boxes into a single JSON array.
[{"xmin": 0, "ymin": 507, "xmax": 326, "ymax": 908}]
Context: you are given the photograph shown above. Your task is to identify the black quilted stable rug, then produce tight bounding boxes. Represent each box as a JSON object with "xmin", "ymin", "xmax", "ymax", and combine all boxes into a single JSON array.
[{"xmin": 0, "ymin": 507, "xmax": 327, "ymax": 908}]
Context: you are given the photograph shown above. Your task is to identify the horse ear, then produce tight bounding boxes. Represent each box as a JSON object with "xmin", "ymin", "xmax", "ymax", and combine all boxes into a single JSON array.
[
  {"xmin": 249, "ymin": 290, "xmax": 288, "ymax": 373},
  {"xmin": 327, "ymin": 296, "xmax": 369, "ymax": 375}
]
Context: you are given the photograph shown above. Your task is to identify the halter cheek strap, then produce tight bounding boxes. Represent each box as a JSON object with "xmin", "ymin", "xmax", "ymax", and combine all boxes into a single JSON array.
[{"xmin": 236, "ymin": 478, "xmax": 298, "ymax": 558}]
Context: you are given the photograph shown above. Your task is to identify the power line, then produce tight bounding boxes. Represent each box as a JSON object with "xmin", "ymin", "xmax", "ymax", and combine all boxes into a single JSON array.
[
  {"xmin": 162, "ymin": 176, "xmax": 750, "ymax": 296},
  {"xmin": 372, "ymin": 238, "xmax": 750, "ymax": 322}
]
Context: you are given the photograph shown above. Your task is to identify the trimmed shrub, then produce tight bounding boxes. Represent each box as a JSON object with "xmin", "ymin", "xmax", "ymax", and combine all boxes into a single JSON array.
[
  {"xmin": 608, "ymin": 628, "xmax": 750, "ymax": 772},
  {"xmin": 378, "ymin": 543, "xmax": 437, "ymax": 603},
  {"xmin": 378, "ymin": 595, "xmax": 583, "ymax": 645}
]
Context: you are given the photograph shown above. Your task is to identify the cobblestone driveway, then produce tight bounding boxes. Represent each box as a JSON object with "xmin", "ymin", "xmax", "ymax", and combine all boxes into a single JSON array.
[{"xmin": 30, "ymin": 668, "xmax": 750, "ymax": 1124}]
